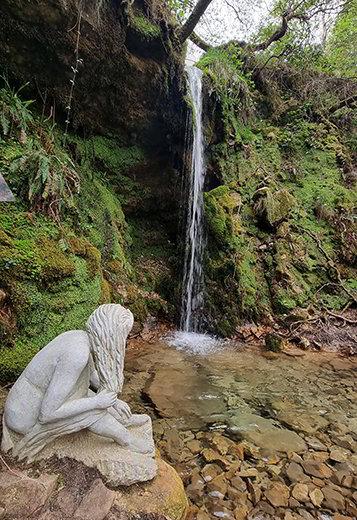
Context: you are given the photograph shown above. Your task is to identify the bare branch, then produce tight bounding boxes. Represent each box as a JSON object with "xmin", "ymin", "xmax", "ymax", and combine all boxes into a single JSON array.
[{"xmin": 253, "ymin": 7, "xmax": 308, "ymax": 52}]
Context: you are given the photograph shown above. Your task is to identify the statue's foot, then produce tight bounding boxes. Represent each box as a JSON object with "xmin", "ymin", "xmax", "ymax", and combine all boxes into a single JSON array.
[{"xmin": 125, "ymin": 414, "xmax": 150, "ymax": 428}]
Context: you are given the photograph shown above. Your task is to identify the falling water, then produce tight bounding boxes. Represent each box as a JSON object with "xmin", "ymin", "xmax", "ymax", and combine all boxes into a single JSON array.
[
  {"xmin": 181, "ymin": 66, "xmax": 206, "ymax": 333},
  {"xmin": 168, "ymin": 66, "xmax": 223, "ymax": 353}
]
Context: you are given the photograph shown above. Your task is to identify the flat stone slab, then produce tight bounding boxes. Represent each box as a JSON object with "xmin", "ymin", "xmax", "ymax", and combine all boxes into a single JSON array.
[
  {"xmin": 34, "ymin": 424, "xmax": 157, "ymax": 487},
  {"xmin": 0, "ymin": 173, "xmax": 15, "ymax": 201},
  {"xmin": 228, "ymin": 413, "xmax": 307, "ymax": 453}
]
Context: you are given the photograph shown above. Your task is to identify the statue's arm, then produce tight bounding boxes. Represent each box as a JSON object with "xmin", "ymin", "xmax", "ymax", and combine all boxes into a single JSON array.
[{"xmin": 39, "ymin": 358, "xmax": 115, "ymax": 424}]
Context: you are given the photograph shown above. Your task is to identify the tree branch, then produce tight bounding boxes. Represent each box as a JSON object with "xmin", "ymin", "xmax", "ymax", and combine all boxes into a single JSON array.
[
  {"xmin": 179, "ymin": 0, "xmax": 214, "ymax": 44},
  {"xmin": 190, "ymin": 31, "xmax": 212, "ymax": 51},
  {"xmin": 329, "ymin": 94, "xmax": 357, "ymax": 113},
  {"xmin": 253, "ymin": 7, "xmax": 307, "ymax": 52}
]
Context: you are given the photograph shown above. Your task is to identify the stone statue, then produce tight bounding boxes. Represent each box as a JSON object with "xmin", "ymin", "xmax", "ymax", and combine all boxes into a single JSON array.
[{"xmin": 1, "ymin": 304, "xmax": 157, "ymax": 485}]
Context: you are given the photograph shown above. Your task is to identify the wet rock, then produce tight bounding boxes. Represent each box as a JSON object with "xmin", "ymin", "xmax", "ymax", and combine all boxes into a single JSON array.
[
  {"xmin": 329, "ymin": 448, "xmax": 349, "ymax": 463},
  {"xmin": 206, "ymin": 474, "xmax": 228, "ymax": 499},
  {"xmin": 247, "ymin": 480, "xmax": 262, "ymax": 504},
  {"xmin": 230, "ymin": 476, "xmax": 247, "ymax": 492},
  {"xmin": 322, "ymin": 485, "xmax": 345, "ymax": 511},
  {"xmin": 229, "ymin": 413, "xmax": 307, "ymax": 453},
  {"xmin": 210, "ymin": 434, "xmax": 235, "ymax": 456},
  {"xmin": 265, "ymin": 482, "xmax": 290, "ymax": 507},
  {"xmin": 237, "ymin": 468, "xmax": 259, "ymax": 478},
  {"xmin": 309, "ymin": 487, "xmax": 324, "ymax": 507},
  {"xmin": 234, "ymin": 504, "xmax": 249, "ymax": 520},
  {"xmin": 305, "ymin": 437, "xmax": 328, "ymax": 451},
  {"xmin": 302, "ymin": 460, "xmax": 333, "ymax": 479},
  {"xmin": 277, "ymin": 410, "xmax": 329, "ymax": 435},
  {"xmin": 0, "ymin": 471, "xmax": 58, "ymax": 518},
  {"xmin": 201, "ymin": 464, "xmax": 222, "ymax": 483},
  {"xmin": 74, "ymin": 479, "xmax": 116, "ymax": 520},
  {"xmin": 202, "ymin": 448, "xmax": 229, "ymax": 468},
  {"xmin": 286, "ymin": 462, "xmax": 310, "ymax": 483},
  {"xmin": 248, "ymin": 500, "xmax": 275, "ymax": 518},
  {"xmin": 187, "ymin": 439, "xmax": 202, "ymax": 455},
  {"xmin": 291, "ymin": 483, "xmax": 309, "ymax": 502}
]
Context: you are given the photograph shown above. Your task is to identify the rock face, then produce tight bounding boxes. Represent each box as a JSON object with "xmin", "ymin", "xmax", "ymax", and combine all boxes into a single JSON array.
[
  {"xmin": 115, "ymin": 459, "xmax": 188, "ymax": 520},
  {"xmin": 0, "ymin": 0, "xmax": 184, "ymax": 146},
  {"xmin": 0, "ymin": 458, "xmax": 188, "ymax": 520},
  {"xmin": 0, "ymin": 471, "xmax": 58, "ymax": 518}
]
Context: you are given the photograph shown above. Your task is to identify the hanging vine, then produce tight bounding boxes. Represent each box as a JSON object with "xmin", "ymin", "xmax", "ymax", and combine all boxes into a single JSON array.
[{"xmin": 64, "ymin": 7, "xmax": 83, "ymax": 143}]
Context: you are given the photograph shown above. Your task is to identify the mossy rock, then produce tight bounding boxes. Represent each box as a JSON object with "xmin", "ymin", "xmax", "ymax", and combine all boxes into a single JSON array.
[
  {"xmin": 265, "ymin": 333, "xmax": 283, "ymax": 352},
  {"xmin": 254, "ymin": 188, "xmax": 296, "ymax": 228}
]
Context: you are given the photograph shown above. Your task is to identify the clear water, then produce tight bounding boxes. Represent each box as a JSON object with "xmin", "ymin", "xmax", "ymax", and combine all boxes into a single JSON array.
[{"xmin": 180, "ymin": 66, "xmax": 206, "ymax": 333}]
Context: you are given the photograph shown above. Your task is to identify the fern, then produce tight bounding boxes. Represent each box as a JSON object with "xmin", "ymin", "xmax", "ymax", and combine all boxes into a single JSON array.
[
  {"xmin": 0, "ymin": 78, "xmax": 33, "ymax": 137},
  {"xmin": 10, "ymin": 137, "xmax": 80, "ymax": 221}
]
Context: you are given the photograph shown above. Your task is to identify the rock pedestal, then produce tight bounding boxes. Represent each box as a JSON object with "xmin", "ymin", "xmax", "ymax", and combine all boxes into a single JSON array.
[{"xmin": 33, "ymin": 425, "xmax": 157, "ymax": 487}]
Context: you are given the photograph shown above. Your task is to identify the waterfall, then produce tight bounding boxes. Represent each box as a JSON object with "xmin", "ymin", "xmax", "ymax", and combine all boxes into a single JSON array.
[
  {"xmin": 181, "ymin": 66, "xmax": 206, "ymax": 333},
  {"xmin": 168, "ymin": 66, "xmax": 223, "ymax": 354}
]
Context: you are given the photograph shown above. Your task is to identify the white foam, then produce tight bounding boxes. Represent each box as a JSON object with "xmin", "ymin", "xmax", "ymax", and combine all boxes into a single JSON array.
[{"xmin": 166, "ymin": 331, "xmax": 223, "ymax": 355}]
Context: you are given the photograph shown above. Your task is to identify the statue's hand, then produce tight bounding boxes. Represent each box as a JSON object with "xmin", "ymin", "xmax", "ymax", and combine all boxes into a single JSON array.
[
  {"xmin": 114, "ymin": 399, "xmax": 132, "ymax": 421},
  {"xmin": 94, "ymin": 390, "xmax": 117, "ymax": 410}
]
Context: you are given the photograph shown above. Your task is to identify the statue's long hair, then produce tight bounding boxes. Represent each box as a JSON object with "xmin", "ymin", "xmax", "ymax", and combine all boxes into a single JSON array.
[{"xmin": 86, "ymin": 304, "xmax": 134, "ymax": 393}]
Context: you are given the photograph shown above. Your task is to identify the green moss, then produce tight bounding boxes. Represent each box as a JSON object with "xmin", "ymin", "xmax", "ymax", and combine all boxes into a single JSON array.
[
  {"xmin": 131, "ymin": 15, "xmax": 161, "ymax": 39},
  {"xmin": 91, "ymin": 136, "xmax": 146, "ymax": 173},
  {"xmin": 204, "ymin": 186, "xmax": 241, "ymax": 247},
  {"xmin": 68, "ymin": 236, "xmax": 101, "ymax": 278},
  {"xmin": 38, "ymin": 238, "xmax": 76, "ymax": 282}
]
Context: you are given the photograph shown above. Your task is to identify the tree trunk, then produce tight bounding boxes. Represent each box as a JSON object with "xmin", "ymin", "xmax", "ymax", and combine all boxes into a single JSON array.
[{"xmin": 179, "ymin": 0, "xmax": 214, "ymax": 44}]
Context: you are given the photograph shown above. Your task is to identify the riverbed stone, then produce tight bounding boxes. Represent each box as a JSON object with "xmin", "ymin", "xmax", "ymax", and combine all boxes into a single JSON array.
[
  {"xmin": 230, "ymin": 475, "xmax": 247, "ymax": 492},
  {"xmin": 265, "ymin": 481, "xmax": 290, "ymax": 507},
  {"xmin": 329, "ymin": 448, "xmax": 349, "ymax": 463},
  {"xmin": 187, "ymin": 439, "xmax": 202, "ymax": 455},
  {"xmin": 292, "ymin": 483, "xmax": 309, "ymax": 502},
  {"xmin": 206, "ymin": 474, "xmax": 228, "ymax": 499},
  {"xmin": 322, "ymin": 485, "xmax": 345, "ymax": 511},
  {"xmin": 229, "ymin": 413, "xmax": 307, "ymax": 453},
  {"xmin": 309, "ymin": 487, "xmax": 324, "ymax": 507},
  {"xmin": 201, "ymin": 464, "xmax": 222, "ymax": 482},
  {"xmin": 302, "ymin": 460, "xmax": 333, "ymax": 479},
  {"xmin": 286, "ymin": 462, "xmax": 310, "ymax": 483}
]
